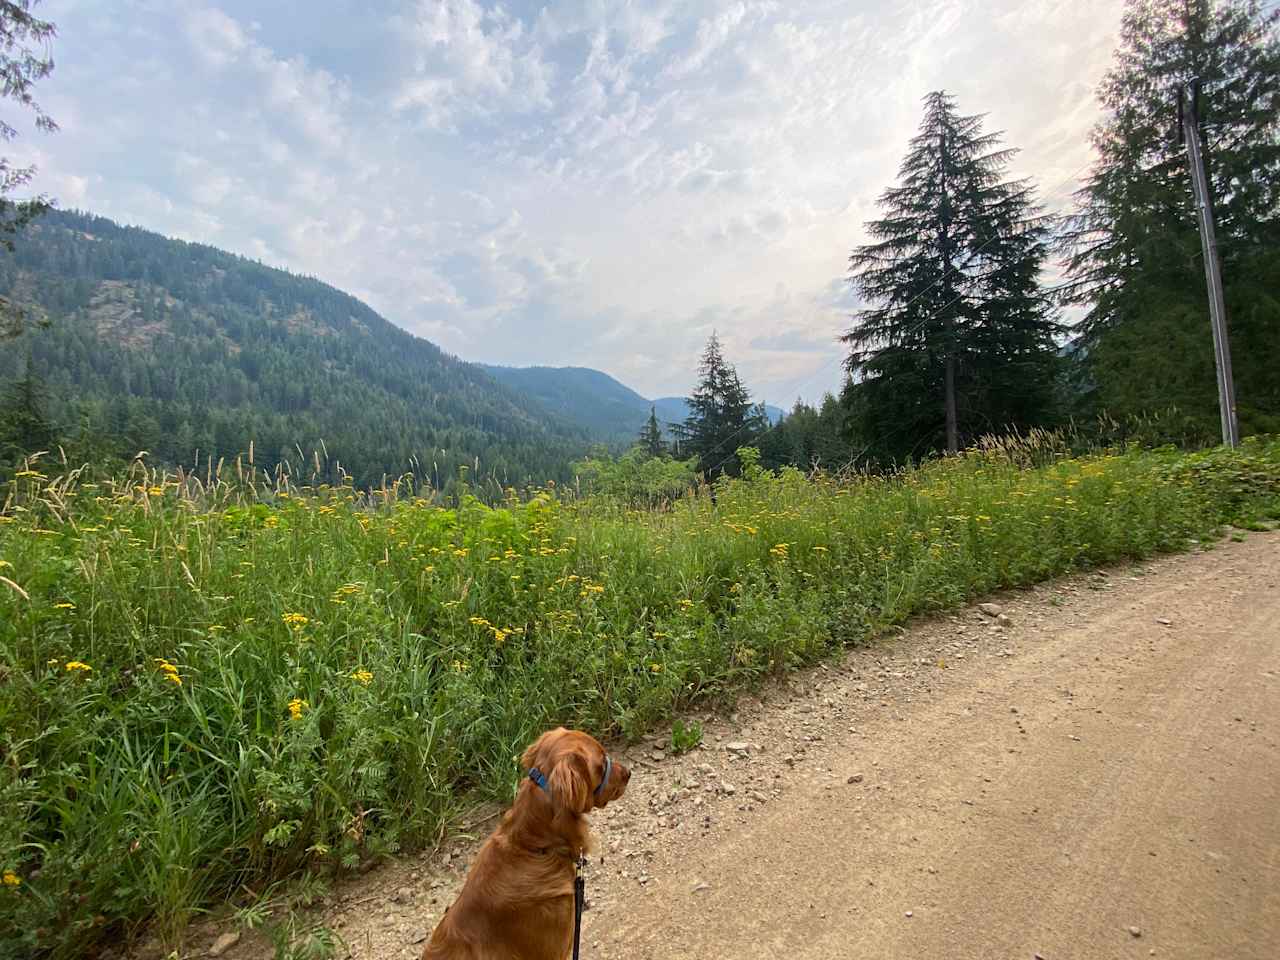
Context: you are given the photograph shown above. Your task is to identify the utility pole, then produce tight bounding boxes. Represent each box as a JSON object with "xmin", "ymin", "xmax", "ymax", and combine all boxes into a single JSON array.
[
  {"xmin": 939, "ymin": 129, "xmax": 959, "ymax": 454},
  {"xmin": 1178, "ymin": 77, "xmax": 1239, "ymax": 448}
]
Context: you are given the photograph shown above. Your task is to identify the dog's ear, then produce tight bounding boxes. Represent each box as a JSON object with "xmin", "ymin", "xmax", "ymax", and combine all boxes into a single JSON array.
[
  {"xmin": 548, "ymin": 751, "xmax": 592, "ymax": 813},
  {"xmin": 520, "ymin": 727, "xmax": 567, "ymax": 772}
]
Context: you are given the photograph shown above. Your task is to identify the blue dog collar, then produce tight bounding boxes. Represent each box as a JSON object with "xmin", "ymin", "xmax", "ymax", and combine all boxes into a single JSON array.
[{"xmin": 528, "ymin": 754, "xmax": 612, "ymax": 796}]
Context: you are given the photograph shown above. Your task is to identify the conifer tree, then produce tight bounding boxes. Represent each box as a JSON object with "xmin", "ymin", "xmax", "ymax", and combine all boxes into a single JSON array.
[
  {"xmin": 842, "ymin": 91, "xmax": 1059, "ymax": 463},
  {"xmin": 1061, "ymin": 0, "xmax": 1280, "ymax": 435},
  {"xmin": 673, "ymin": 333, "xmax": 766, "ymax": 478},
  {"xmin": 636, "ymin": 406, "xmax": 666, "ymax": 458}
]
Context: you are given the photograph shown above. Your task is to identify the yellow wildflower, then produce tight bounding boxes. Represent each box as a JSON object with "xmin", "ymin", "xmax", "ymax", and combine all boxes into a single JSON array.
[
  {"xmin": 2, "ymin": 871, "xmax": 19, "ymax": 887},
  {"xmin": 65, "ymin": 661, "xmax": 92, "ymax": 673},
  {"xmin": 54, "ymin": 602, "xmax": 75, "ymax": 610},
  {"xmin": 287, "ymin": 698, "xmax": 308, "ymax": 720},
  {"xmin": 282, "ymin": 612, "xmax": 309, "ymax": 630},
  {"xmin": 350, "ymin": 669, "xmax": 373, "ymax": 685}
]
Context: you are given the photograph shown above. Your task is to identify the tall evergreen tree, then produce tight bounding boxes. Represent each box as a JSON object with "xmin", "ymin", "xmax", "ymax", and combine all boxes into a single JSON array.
[
  {"xmin": 636, "ymin": 405, "xmax": 666, "ymax": 458},
  {"xmin": 842, "ymin": 91, "xmax": 1059, "ymax": 464},
  {"xmin": 1, "ymin": 0, "xmax": 58, "ymax": 341},
  {"xmin": 673, "ymin": 333, "xmax": 767, "ymax": 478},
  {"xmin": 1061, "ymin": 0, "xmax": 1280, "ymax": 436},
  {"xmin": 0, "ymin": 355, "xmax": 55, "ymax": 468}
]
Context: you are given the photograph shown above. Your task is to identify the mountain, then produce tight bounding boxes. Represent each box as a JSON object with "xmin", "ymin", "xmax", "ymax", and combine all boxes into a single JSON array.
[
  {"xmin": 479, "ymin": 372, "xmax": 787, "ymax": 445},
  {"xmin": 0, "ymin": 210, "xmax": 588, "ymax": 490},
  {"xmin": 478, "ymin": 365, "xmax": 652, "ymax": 443}
]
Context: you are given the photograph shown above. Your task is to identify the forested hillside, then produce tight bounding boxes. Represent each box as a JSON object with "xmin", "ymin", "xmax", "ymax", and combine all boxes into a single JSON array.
[{"xmin": 0, "ymin": 211, "xmax": 589, "ymax": 488}]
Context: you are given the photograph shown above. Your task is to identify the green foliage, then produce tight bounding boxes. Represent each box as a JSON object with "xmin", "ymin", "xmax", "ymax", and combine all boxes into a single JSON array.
[
  {"xmin": 757, "ymin": 393, "xmax": 860, "ymax": 472},
  {"xmin": 1062, "ymin": 0, "xmax": 1280, "ymax": 432},
  {"xmin": 1, "ymin": 438, "xmax": 1277, "ymax": 956},
  {"xmin": 844, "ymin": 90, "xmax": 1060, "ymax": 464},
  {"xmin": 673, "ymin": 334, "xmax": 767, "ymax": 478},
  {"xmin": 0, "ymin": 210, "xmax": 591, "ymax": 491},
  {"xmin": 571, "ymin": 446, "xmax": 698, "ymax": 506},
  {"xmin": 669, "ymin": 719, "xmax": 703, "ymax": 755}
]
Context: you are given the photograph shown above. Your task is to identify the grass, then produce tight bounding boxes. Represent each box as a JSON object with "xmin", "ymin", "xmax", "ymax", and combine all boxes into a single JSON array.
[{"xmin": 1, "ymin": 435, "xmax": 1278, "ymax": 958}]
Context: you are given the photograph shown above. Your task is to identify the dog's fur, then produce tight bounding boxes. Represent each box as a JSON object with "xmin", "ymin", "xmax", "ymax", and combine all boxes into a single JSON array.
[{"xmin": 421, "ymin": 728, "xmax": 631, "ymax": 960}]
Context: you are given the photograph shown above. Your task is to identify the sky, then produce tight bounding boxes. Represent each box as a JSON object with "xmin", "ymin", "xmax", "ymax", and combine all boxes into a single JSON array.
[{"xmin": 14, "ymin": 0, "xmax": 1126, "ymax": 407}]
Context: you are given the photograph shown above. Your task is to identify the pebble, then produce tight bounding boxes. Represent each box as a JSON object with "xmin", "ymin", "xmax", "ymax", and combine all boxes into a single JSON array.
[
  {"xmin": 979, "ymin": 603, "xmax": 1003, "ymax": 617},
  {"xmin": 1129, "ymin": 926, "xmax": 1142, "ymax": 938},
  {"xmin": 720, "ymin": 782, "xmax": 736, "ymax": 796},
  {"xmin": 691, "ymin": 880, "xmax": 711, "ymax": 894},
  {"xmin": 905, "ymin": 910, "xmax": 914, "ymax": 918},
  {"xmin": 210, "ymin": 931, "xmax": 241, "ymax": 957},
  {"xmin": 847, "ymin": 774, "xmax": 864, "ymax": 784},
  {"xmin": 1156, "ymin": 618, "xmax": 1171, "ymax": 625},
  {"xmin": 725, "ymin": 741, "xmax": 754, "ymax": 755}
]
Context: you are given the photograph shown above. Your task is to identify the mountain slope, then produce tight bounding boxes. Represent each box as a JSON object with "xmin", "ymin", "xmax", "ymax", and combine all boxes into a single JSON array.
[
  {"xmin": 478, "ymin": 364, "xmax": 653, "ymax": 443},
  {"xmin": 0, "ymin": 210, "xmax": 587, "ymax": 488}
]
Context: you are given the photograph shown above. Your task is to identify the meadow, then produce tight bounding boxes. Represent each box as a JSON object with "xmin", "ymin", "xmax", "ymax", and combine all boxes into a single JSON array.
[{"xmin": 2, "ymin": 436, "xmax": 1279, "ymax": 958}]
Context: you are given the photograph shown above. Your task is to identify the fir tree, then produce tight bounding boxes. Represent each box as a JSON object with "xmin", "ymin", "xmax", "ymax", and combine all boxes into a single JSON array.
[
  {"xmin": 637, "ymin": 406, "xmax": 666, "ymax": 458},
  {"xmin": 842, "ymin": 91, "xmax": 1059, "ymax": 464},
  {"xmin": 1061, "ymin": 0, "xmax": 1280, "ymax": 436},
  {"xmin": 1, "ymin": 0, "xmax": 59, "ymax": 341},
  {"xmin": 673, "ymin": 333, "xmax": 766, "ymax": 478}
]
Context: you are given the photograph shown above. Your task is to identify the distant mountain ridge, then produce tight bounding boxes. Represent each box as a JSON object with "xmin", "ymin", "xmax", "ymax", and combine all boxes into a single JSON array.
[{"xmin": 481, "ymin": 366, "xmax": 784, "ymax": 444}]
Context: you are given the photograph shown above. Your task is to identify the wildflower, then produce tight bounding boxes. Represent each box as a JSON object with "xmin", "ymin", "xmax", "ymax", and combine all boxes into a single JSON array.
[
  {"xmin": 453, "ymin": 548, "xmax": 469, "ymax": 558},
  {"xmin": 54, "ymin": 602, "xmax": 75, "ymax": 610},
  {"xmin": 650, "ymin": 663, "xmax": 663, "ymax": 673},
  {"xmin": 811, "ymin": 545, "xmax": 829, "ymax": 553},
  {"xmin": 65, "ymin": 661, "xmax": 92, "ymax": 673},
  {"xmin": 678, "ymin": 599, "xmax": 694, "ymax": 609},
  {"xmin": 2, "ymin": 871, "xmax": 19, "ymax": 887},
  {"xmin": 350, "ymin": 669, "xmax": 373, "ymax": 685},
  {"xmin": 287, "ymin": 698, "xmax": 308, "ymax": 720},
  {"xmin": 282, "ymin": 612, "xmax": 310, "ymax": 630},
  {"xmin": 451, "ymin": 659, "xmax": 470, "ymax": 673}
]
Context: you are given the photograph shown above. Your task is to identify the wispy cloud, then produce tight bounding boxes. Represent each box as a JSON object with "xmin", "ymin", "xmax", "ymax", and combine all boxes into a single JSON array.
[{"xmin": 30, "ymin": 0, "xmax": 1125, "ymax": 404}]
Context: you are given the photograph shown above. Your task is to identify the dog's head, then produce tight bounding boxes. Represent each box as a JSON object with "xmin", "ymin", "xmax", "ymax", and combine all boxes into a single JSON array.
[{"xmin": 521, "ymin": 727, "xmax": 630, "ymax": 813}]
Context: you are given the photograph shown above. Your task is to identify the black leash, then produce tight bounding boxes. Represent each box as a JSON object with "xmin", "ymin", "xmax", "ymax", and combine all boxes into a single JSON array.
[{"xmin": 572, "ymin": 856, "xmax": 586, "ymax": 960}]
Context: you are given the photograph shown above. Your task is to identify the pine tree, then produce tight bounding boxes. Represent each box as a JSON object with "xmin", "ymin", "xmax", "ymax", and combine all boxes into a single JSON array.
[
  {"xmin": 673, "ymin": 333, "xmax": 767, "ymax": 478},
  {"xmin": 1061, "ymin": 0, "xmax": 1280, "ymax": 436},
  {"xmin": 1, "ymin": 0, "xmax": 58, "ymax": 341},
  {"xmin": 0, "ymin": 356, "xmax": 55, "ymax": 469},
  {"xmin": 636, "ymin": 406, "xmax": 666, "ymax": 458},
  {"xmin": 842, "ymin": 91, "xmax": 1059, "ymax": 464}
]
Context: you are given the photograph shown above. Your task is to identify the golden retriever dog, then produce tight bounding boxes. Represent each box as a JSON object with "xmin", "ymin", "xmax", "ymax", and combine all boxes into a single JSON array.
[{"xmin": 422, "ymin": 727, "xmax": 631, "ymax": 960}]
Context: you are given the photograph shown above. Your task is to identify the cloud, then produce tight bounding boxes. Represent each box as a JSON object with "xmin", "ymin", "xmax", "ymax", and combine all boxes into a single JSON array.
[{"xmin": 32, "ymin": 0, "xmax": 1128, "ymax": 406}]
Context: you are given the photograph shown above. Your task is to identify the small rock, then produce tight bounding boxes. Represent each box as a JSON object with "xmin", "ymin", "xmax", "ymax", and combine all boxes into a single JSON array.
[
  {"xmin": 691, "ymin": 880, "xmax": 711, "ymax": 894},
  {"xmin": 905, "ymin": 910, "xmax": 914, "ymax": 918},
  {"xmin": 651, "ymin": 750, "xmax": 666, "ymax": 762},
  {"xmin": 750, "ymin": 791, "xmax": 768, "ymax": 803},
  {"xmin": 393, "ymin": 886, "xmax": 414, "ymax": 903},
  {"xmin": 1155, "ymin": 618, "xmax": 1171, "ymax": 626},
  {"xmin": 996, "ymin": 614, "xmax": 1013, "ymax": 627},
  {"xmin": 411, "ymin": 930, "xmax": 428, "ymax": 945},
  {"xmin": 979, "ymin": 603, "xmax": 1003, "ymax": 618},
  {"xmin": 724, "ymin": 741, "xmax": 753, "ymax": 756},
  {"xmin": 210, "ymin": 932, "xmax": 241, "ymax": 957},
  {"xmin": 1129, "ymin": 926, "xmax": 1142, "ymax": 938},
  {"xmin": 847, "ymin": 774, "xmax": 864, "ymax": 784},
  {"xmin": 720, "ymin": 782, "xmax": 736, "ymax": 796}
]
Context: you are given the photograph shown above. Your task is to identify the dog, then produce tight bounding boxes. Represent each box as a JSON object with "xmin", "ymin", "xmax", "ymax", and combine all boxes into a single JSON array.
[{"xmin": 422, "ymin": 727, "xmax": 631, "ymax": 960}]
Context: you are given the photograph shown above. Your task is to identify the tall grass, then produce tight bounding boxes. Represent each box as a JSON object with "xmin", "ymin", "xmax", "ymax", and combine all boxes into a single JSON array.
[{"xmin": 2, "ymin": 437, "xmax": 1278, "ymax": 957}]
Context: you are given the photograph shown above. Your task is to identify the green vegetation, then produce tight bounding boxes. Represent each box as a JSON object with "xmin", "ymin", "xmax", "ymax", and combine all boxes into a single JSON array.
[{"xmin": 3, "ymin": 436, "xmax": 1279, "ymax": 956}]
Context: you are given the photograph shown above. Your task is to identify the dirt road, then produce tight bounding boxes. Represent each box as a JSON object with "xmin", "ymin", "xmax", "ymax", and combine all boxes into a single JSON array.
[{"xmin": 209, "ymin": 533, "xmax": 1280, "ymax": 960}]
